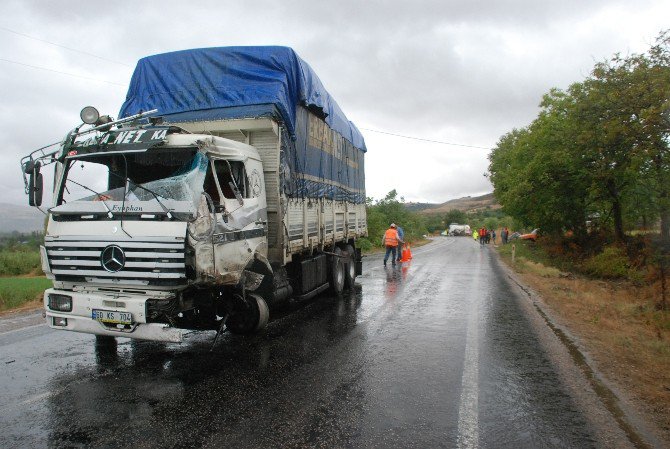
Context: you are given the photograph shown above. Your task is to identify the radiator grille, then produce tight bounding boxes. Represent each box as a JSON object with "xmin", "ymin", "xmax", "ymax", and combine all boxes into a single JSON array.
[{"xmin": 45, "ymin": 238, "xmax": 186, "ymax": 283}]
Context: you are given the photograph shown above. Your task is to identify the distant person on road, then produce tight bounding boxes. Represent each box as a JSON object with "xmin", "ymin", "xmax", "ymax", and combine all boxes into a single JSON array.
[
  {"xmin": 396, "ymin": 225, "xmax": 405, "ymax": 262},
  {"xmin": 492, "ymin": 229, "xmax": 496, "ymax": 244},
  {"xmin": 479, "ymin": 227, "xmax": 486, "ymax": 245},
  {"xmin": 501, "ymin": 227, "xmax": 509, "ymax": 244},
  {"xmin": 382, "ymin": 223, "xmax": 403, "ymax": 266},
  {"xmin": 473, "ymin": 229, "xmax": 479, "ymax": 241}
]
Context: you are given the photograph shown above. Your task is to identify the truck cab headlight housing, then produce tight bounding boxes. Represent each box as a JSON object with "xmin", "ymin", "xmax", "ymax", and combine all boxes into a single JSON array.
[
  {"xmin": 48, "ymin": 294, "xmax": 72, "ymax": 312},
  {"xmin": 52, "ymin": 317, "xmax": 68, "ymax": 327}
]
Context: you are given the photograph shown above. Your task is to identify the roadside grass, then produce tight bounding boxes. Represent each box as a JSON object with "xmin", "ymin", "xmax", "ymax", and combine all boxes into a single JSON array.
[
  {"xmin": 0, "ymin": 277, "xmax": 51, "ymax": 311},
  {"xmin": 515, "ymin": 257, "xmax": 564, "ymax": 278},
  {"xmin": 496, "ymin": 240, "xmax": 670, "ymax": 440},
  {"xmin": 497, "ymin": 240, "xmax": 573, "ymax": 274}
]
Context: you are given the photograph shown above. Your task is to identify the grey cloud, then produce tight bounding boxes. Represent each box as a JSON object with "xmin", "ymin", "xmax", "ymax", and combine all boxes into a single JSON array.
[{"xmin": 0, "ymin": 0, "xmax": 667, "ymax": 206}]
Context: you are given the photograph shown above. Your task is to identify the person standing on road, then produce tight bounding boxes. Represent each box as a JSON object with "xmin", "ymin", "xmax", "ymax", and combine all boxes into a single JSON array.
[
  {"xmin": 396, "ymin": 225, "xmax": 405, "ymax": 262},
  {"xmin": 382, "ymin": 223, "xmax": 403, "ymax": 266},
  {"xmin": 491, "ymin": 229, "xmax": 496, "ymax": 245},
  {"xmin": 502, "ymin": 227, "xmax": 508, "ymax": 244},
  {"xmin": 473, "ymin": 229, "xmax": 479, "ymax": 241}
]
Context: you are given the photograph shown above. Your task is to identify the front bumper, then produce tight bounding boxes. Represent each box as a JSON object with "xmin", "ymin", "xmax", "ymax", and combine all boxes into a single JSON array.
[{"xmin": 43, "ymin": 288, "xmax": 183, "ymax": 343}]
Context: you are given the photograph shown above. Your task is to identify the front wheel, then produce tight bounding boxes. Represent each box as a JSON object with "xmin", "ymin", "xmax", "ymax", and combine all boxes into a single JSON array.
[
  {"xmin": 344, "ymin": 244, "xmax": 356, "ymax": 290},
  {"xmin": 329, "ymin": 247, "xmax": 345, "ymax": 294},
  {"xmin": 227, "ymin": 293, "xmax": 270, "ymax": 335}
]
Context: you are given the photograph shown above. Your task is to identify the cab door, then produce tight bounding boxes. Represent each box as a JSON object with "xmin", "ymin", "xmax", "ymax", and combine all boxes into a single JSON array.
[{"xmin": 205, "ymin": 157, "xmax": 268, "ymax": 278}]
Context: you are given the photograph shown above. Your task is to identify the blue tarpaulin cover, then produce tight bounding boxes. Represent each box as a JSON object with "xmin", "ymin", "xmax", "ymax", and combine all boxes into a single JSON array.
[
  {"xmin": 118, "ymin": 46, "xmax": 366, "ymax": 151},
  {"xmin": 119, "ymin": 46, "xmax": 366, "ymax": 203}
]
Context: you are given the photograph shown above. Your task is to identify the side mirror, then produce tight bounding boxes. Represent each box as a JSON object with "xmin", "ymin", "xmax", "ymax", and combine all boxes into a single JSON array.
[{"xmin": 28, "ymin": 166, "xmax": 43, "ymax": 207}]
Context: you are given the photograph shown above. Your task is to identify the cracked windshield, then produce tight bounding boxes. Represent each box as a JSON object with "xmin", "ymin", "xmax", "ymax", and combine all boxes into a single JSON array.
[{"xmin": 60, "ymin": 149, "xmax": 206, "ymax": 206}]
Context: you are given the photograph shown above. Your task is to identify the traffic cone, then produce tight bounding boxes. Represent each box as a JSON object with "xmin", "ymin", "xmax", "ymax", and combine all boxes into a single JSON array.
[{"xmin": 400, "ymin": 243, "xmax": 412, "ymax": 262}]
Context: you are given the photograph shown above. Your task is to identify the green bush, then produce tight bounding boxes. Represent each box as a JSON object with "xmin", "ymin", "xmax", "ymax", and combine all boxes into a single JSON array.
[
  {"xmin": 364, "ymin": 190, "xmax": 428, "ymax": 250},
  {"xmin": 581, "ymin": 246, "xmax": 630, "ymax": 279},
  {"xmin": 356, "ymin": 238, "xmax": 373, "ymax": 251},
  {"xmin": 0, "ymin": 250, "xmax": 42, "ymax": 276}
]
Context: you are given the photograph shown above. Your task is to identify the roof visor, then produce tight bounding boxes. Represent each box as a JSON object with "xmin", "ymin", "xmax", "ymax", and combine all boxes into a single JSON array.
[{"xmin": 66, "ymin": 127, "xmax": 172, "ymax": 157}]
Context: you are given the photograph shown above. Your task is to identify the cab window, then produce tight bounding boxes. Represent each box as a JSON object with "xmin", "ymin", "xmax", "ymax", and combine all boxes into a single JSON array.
[{"xmin": 204, "ymin": 159, "xmax": 250, "ymax": 204}]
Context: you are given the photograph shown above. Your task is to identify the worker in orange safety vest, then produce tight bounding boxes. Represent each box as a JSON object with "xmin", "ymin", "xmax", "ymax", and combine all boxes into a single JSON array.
[{"xmin": 382, "ymin": 223, "xmax": 404, "ymax": 266}]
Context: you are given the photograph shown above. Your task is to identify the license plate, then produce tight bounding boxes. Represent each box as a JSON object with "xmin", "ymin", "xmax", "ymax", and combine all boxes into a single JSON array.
[{"xmin": 92, "ymin": 309, "xmax": 133, "ymax": 324}]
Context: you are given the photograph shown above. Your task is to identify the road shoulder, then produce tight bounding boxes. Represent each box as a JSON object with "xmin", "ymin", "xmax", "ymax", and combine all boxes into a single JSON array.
[
  {"xmin": 493, "ymin": 251, "xmax": 667, "ymax": 449},
  {"xmin": 0, "ymin": 305, "xmax": 44, "ymax": 334}
]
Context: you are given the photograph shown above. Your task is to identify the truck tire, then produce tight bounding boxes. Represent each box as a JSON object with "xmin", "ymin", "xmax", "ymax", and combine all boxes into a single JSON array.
[
  {"xmin": 344, "ymin": 244, "xmax": 356, "ymax": 290},
  {"xmin": 95, "ymin": 334, "xmax": 116, "ymax": 347},
  {"xmin": 329, "ymin": 247, "xmax": 345, "ymax": 294},
  {"xmin": 227, "ymin": 293, "xmax": 269, "ymax": 335}
]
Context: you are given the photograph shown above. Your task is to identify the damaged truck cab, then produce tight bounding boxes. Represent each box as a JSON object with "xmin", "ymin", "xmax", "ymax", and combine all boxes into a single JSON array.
[{"xmin": 21, "ymin": 46, "xmax": 367, "ymax": 344}]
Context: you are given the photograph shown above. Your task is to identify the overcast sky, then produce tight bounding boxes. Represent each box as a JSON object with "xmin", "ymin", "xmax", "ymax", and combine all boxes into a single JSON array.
[{"xmin": 2, "ymin": 0, "xmax": 669, "ymax": 206}]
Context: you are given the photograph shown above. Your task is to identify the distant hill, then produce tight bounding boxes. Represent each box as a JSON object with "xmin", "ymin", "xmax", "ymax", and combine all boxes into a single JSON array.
[
  {"xmin": 412, "ymin": 193, "xmax": 500, "ymax": 215},
  {"xmin": 404, "ymin": 202, "xmax": 439, "ymax": 212},
  {"xmin": 0, "ymin": 203, "xmax": 46, "ymax": 234}
]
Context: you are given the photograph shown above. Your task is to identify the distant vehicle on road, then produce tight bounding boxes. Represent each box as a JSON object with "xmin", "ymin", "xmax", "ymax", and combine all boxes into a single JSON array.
[
  {"xmin": 448, "ymin": 223, "xmax": 471, "ymax": 236},
  {"xmin": 510, "ymin": 228, "xmax": 539, "ymax": 242}
]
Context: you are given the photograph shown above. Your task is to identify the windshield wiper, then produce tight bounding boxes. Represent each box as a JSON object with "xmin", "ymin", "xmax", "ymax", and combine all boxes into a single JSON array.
[
  {"xmin": 108, "ymin": 171, "xmax": 173, "ymax": 219},
  {"xmin": 128, "ymin": 179, "xmax": 173, "ymax": 219},
  {"xmin": 66, "ymin": 180, "xmax": 114, "ymax": 218}
]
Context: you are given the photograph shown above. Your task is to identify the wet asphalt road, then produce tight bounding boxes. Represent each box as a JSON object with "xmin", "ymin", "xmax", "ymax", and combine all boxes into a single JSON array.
[{"xmin": 0, "ymin": 237, "xmax": 624, "ymax": 448}]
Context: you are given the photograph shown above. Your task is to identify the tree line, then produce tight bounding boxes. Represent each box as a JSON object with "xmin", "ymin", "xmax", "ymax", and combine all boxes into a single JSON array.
[
  {"xmin": 359, "ymin": 190, "xmax": 428, "ymax": 250},
  {"xmin": 488, "ymin": 31, "xmax": 670, "ymax": 247}
]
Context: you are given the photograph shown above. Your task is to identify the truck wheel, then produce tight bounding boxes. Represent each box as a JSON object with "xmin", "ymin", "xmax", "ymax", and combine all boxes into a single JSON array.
[
  {"xmin": 329, "ymin": 247, "xmax": 345, "ymax": 294},
  {"xmin": 95, "ymin": 334, "xmax": 116, "ymax": 347},
  {"xmin": 227, "ymin": 293, "xmax": 269, "ymax": 335},
  {"xmin": 344, "ymin": 244, "xmax": 356, "ymax": 290}
]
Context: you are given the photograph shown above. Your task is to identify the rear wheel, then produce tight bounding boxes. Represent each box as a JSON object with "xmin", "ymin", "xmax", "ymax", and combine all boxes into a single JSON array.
[
  {"xmin": 227, "ymin": 293, "xmax": 270, "ymax": 335},
  {"xmin": 344, "ymin": 244, "xmax": 356, "ymax": 290},
  {"xmin": 329, "ymin": 247, "xmax": 345, "ymax": 294}
]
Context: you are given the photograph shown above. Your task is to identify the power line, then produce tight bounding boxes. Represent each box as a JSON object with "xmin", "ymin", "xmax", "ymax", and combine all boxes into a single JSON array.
[
  {"xmin": 360, "ymin": 127, "xmax": 492, "ymax": 150},
  {"xmin": 0, "ymin": 26, "xmax": 132, "ymax": 67},
  {"xmin": 0, "ymin": 58, "xmax": 126, "ymax": 86}
]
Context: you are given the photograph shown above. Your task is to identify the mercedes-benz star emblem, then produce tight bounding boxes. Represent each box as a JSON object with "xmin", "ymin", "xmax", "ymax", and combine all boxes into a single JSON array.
[{"xmin": 100, "ymin": 245, "xmax": 125, "ymax": 273}]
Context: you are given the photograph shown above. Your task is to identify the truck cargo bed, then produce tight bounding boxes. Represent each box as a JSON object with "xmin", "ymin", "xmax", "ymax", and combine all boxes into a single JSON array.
[{"xmin": 178, "ymin": 118, "xmax": 366, "ymax": 264}]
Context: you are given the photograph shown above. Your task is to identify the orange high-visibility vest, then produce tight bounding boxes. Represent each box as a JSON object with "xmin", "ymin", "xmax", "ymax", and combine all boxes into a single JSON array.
[{"xmin": 384, "ymin": 228, "xmax": 399, "ymax": 246}]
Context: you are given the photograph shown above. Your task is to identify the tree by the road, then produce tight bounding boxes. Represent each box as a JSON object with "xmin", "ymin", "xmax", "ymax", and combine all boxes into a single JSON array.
[{"xmin": 488, "ymin": 30, "xmax": 670, "ymax": 244}]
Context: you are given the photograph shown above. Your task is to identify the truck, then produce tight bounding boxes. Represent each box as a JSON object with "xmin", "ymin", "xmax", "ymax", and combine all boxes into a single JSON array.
[
  {"xmin": 20, "ymin": 46, "xmax": 367, "ymax": 344},
  {"xmin": 447, "ymin": 223, "xmax": 471, "ymax": 236}
]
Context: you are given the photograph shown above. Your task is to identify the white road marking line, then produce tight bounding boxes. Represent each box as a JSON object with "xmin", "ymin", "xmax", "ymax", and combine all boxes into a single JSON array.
[
  {"xmin": 18, "ymin": 390, "xmax": 53, "ymax": 406},
  {"xmin": 457, "ymin": 282, "xmax": 480, "ymax": 448}
]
